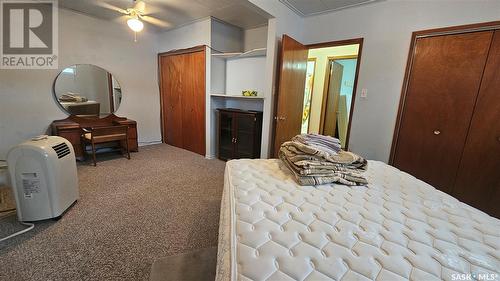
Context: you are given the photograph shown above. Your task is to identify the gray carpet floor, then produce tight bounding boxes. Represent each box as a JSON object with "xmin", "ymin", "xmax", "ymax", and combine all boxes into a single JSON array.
[
  {"xmin": 0, "ymin": 144, "xmax": 226, "ymax": 280},
  {"xmin": 150, "ymin": 247, "xmax": 217, "ymax": 281}
]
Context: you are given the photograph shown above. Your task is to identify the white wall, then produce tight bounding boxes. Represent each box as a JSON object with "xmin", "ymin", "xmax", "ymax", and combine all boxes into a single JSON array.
[
  {"xmin": 211, "ymin": 19, "xmax": 244, "ymax": 53},
  {"xmin": 0, "ymin": 8, "xmax": 161, "ymax": 159},
  {"xmin": 303, "ymin": 0, "xmax": 500, "ymax": 162},
  {"xmin": 244, "ymin": 25, "xmax": 268, "ymax": 51},
  {"xmin": 248, "ymin": 0, "xmax": 305, "ymax": 157},
  {"xmin": 226, "ymin": 57, "xmax": 267, "ymax": 96},
  {"xmin": 210, "ymin": 19, "xmax": 244, "ymax": 95},
  {"xmin": 157, "ymin": 18, "xmax": 211, "ymax": 53}
]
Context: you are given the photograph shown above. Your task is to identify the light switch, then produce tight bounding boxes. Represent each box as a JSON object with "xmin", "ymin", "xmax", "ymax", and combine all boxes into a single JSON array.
[{"xmin": 360, "ymin": 88, "xmax": 368, "ymax": 98}]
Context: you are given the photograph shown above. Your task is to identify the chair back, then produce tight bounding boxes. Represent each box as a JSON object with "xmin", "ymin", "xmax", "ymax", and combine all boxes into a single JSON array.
[{"xmin": 90, "ymin": 125, "xmax": 128, "ymax": 137}]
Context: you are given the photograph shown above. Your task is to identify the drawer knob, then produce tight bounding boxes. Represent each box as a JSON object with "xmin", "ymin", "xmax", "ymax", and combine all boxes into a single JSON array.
[{"xmin": 433, "ymin": 130, "xmax": 441, "ymax": 135}]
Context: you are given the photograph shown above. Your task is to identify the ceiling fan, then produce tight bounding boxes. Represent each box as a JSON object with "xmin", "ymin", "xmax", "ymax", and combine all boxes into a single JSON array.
[{"xmin": 96, "ymin": 0, "xmax": 170, "ymax": 41}]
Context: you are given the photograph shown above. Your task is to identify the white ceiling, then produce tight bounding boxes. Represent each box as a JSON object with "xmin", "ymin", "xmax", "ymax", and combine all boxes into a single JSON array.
[
  {"xmin": 280, "ymin": 0, "xmax": 384, "ymax": 17},
  {"xmin": 59, "ymin": 0, "xmax": 272, "ymax": 32}
]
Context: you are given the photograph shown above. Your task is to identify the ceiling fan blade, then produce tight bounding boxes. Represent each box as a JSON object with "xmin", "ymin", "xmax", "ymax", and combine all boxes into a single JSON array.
[
  {"xmin": 133, "ymin": 0, "xmax": 147, "ymax": 14},
  {"xmin": 141, "ymin": 16, "xmax": 172, "ymax": 28},
  {"xmin": 94, "ymin": 2, "xmax": 128, "ymax": 14}
]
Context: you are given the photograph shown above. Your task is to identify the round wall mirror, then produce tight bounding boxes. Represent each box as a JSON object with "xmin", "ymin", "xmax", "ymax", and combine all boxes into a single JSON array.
[{"xmin": 53, "ymin": 64, "xmax": 122, "ymax": 117}]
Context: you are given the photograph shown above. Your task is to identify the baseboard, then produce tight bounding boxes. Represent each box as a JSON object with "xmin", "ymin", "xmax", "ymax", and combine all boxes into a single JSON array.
[{"xmin": 138, "ymin": 141, "xmax": 163, "ymax": 147}]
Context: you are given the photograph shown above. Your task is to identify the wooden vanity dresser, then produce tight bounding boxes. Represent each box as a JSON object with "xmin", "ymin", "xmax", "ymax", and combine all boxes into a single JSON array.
[{"xmin": 51, "ymin": 114, "xmax": 138, "ymax": 160}]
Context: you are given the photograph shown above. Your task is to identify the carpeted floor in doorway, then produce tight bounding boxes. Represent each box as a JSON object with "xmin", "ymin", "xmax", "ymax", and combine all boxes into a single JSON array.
[{"xmin": 0, "ymin": 144, "xmax": 226, "ymax": 280}]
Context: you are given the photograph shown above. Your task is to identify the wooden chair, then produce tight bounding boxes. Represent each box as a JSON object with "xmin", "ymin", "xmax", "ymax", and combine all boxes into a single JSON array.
[{"xmin": 81, "ymin": 125, "xmax": 130, "ymax": 166}]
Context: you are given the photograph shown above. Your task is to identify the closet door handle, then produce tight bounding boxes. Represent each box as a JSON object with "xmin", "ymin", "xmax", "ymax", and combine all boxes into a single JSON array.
[{"xmin": 433, "ymin": 130, "xmax": 441, "ymax": 135}]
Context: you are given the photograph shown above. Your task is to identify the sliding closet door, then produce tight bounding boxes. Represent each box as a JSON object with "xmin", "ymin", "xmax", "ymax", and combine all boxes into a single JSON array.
[
  {"xmin": 159, "ymin": 47, "xmax": 206, "ymax": 156},
  {"xmin": 453, "ymin": 30, "xmax": 500, "ymax": 217},
  {"xmin": 392, "ymin": 31, "xmax": 493, "ymax": 193},
  {"xmin": 180, "ymin": 51, "xmax": 206, "ymax": 155},
  {"xmin": 160, "ymin": 54, "xmax": 184, "ymax": 148}
]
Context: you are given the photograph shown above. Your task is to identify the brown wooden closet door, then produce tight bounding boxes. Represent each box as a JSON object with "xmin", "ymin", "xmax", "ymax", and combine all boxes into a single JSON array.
[
  {"xmin": 160, "ymin": 55, "xmax": 183, "ymax": 149},
  {"xmin": 159, "ymin": 49, "xmax": 206, "ymax": 156},
  {"xmin": 453, "ymin": 30, "xmax": 500, "ymax": 218},
  {"xmin": 180, "ymin": 51, "xmax": 206, "ymax": 155},
  {"xmin": 273, "ymin": 35, "xmax": 309, "ymax": 157},
  {"xmin": 393, "ymin": 31, "xmax": 493, "ymax": 193}
]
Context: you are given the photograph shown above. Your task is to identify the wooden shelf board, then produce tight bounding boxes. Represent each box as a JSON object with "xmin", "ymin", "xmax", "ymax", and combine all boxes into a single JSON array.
[
  {"xmin": 211, "ymin": 48, "xmax": 266, "ymax": 59},
  {"xmin": 211, "ymin": 93, "xmax": 264, "ymax": 100}
]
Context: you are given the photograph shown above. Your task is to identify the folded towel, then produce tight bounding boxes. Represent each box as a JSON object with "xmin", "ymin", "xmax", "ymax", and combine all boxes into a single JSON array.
[
  {"xmin": 279, "ymin": 151, "xmax": 368, "ymax": 186},
  {"xmin": 279, "ymin": 134, "xmax": 368, "ymax": 186},
  {"xmin": 292, "ymin": 134, "xmax": 341, "ymax": 155},
  {"xmin": 281, "ymin": 141, "xmax": 366, "ymax": 167}
]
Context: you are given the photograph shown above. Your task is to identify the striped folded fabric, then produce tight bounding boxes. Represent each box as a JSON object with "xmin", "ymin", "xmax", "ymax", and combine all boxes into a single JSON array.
[
  {"xmin": 292, "ymin": 133, "xmax": 342, "ymax": 155},
  {"xmin": 279, "ymin": 135, "xmax": 368, "ymax": 186}
]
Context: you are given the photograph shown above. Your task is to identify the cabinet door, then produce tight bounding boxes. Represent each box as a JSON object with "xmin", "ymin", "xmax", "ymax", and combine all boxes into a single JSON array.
[
  {"xmin": 453, "ymin": 30, "xmax": 500, "ymax": 218},
  {"xmin": 392, "ymin": 31, "xmax": 493, "ymax": 193},
  {"xmin": 235, "ymin": 114, "xmax": 256, "ymax": 159},
  {"xmin": 219, "ymin": 111, "xmax": 235, "ymax": 160}
]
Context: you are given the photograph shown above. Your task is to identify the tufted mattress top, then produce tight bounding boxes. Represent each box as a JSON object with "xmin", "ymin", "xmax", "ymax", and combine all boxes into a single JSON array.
[{"xmin": 215, "ymin": 159, "xmax": 500, "ymax": 281}]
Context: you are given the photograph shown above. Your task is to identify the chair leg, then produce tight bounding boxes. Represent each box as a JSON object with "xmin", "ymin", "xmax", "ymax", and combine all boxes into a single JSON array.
[
  {"xmin": 91, "ymin": 141, "xmax": 97, "ymax": 166},
  {"xmin": 81, "ymin": 140, "xmax": 86, "ymax": 161},
  {"xmin": 125, "ymin": 138, "xmax": 131, "ymax": 160}
]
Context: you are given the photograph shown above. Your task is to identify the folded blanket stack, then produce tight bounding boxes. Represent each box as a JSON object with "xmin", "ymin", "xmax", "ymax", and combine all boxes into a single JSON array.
[
  {"xmin": 279, "ymin": 134, "xmax": 368, "ymax": 186},
  {"xmin": 292, "ymin": 134, "xmax": 342, "ymax": 155}
]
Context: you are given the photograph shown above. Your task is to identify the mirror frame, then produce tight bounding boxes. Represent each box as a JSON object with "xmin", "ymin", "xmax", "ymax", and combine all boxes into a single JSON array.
[{"xmin": 53, "ymin": 64, "xmax": 122, "ymax": 117}]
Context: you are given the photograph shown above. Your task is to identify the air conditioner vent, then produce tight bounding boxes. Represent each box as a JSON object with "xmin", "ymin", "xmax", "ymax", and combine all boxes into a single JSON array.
[{"xmin": 52, "ymin": 143, "xmax": 70, "ymax": 159}]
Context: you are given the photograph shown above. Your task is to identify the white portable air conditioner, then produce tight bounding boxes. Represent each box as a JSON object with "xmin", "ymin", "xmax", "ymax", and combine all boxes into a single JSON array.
[{"xmin": 7, "ymin": 136, "xmax": 79, "ymax": 222}]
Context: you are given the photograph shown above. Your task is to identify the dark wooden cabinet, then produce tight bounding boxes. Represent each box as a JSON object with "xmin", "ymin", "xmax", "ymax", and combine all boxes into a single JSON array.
[{"xmin": 217, "ymin": 109, "xmax": 262, "ymax": 161}]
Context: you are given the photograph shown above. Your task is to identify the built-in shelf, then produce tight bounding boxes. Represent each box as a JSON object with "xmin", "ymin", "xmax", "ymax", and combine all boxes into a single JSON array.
[
  {"xmin": 211, "ymin": 48, "xmax": 267, "ymax": 59},
  {"xmin": 211, "ymin": 93, "xmax": 265, "ymax": 100}
]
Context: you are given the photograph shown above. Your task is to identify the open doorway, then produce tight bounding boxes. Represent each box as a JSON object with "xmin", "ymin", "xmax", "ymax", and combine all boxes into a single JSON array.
[
  {"xmin": 301, "ymin": 44, "xmax": 360, "ymax": 149},
  {"xmin": 273, "ymin": 36, "xmax": 362, "ymax": 157}
]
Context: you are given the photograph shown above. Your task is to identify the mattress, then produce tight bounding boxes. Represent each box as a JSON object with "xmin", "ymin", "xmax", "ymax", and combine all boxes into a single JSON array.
[{"xmin": 216, "ymin": 159, "xmax": 500, "ymax": 281}]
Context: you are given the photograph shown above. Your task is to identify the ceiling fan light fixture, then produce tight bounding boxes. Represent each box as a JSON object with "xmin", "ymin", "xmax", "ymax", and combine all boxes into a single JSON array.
[{"xmin": 127, "ymin": 17, "xmax": 144, "ymax": 32}]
